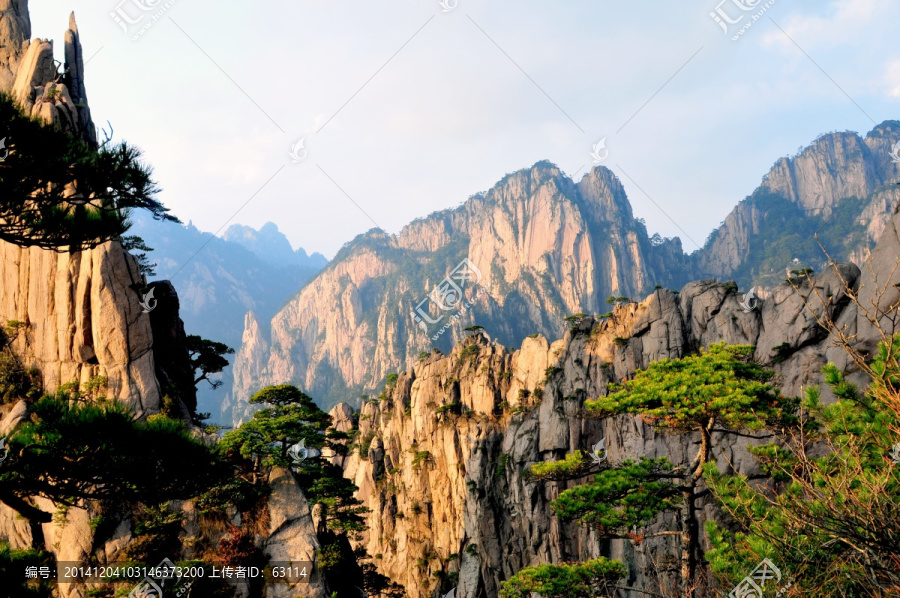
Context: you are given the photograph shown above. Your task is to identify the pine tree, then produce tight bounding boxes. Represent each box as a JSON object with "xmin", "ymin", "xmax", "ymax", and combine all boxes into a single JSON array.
[
  {"xmin": 0, "ymin": 94, "xmax": 177, "ymax": 251},
  {"xmin": 521, "ymin": 343, "xmax": 797, "ymax": 595},
  {"xmin": 705, "ymin": 337, "xmax": 900, "ymax": 595}
]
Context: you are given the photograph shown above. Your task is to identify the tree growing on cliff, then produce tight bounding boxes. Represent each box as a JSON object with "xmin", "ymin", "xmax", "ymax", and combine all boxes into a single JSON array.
[
  {"xmin": 0, "ymin": 392, "xmax": 227, "ymax": 547},
  {"xmin": 220, "ymin": 384, "xmax": 368, "ymax": 533},
  {"xmin": 0, "ymin": 94, "xmax": 177, "ymax": 251},
  {"xmin": 186, "ymin": 335, "xmax": 234, "ymax": 391},
  {"xmin": 705, "ymin": 339, "xmax": 900, "ymax": 595},
  {"xmin": 500, "ymin": 558, "xmax": 627, "ymax": 598},
  {"xmin": 525, "ymin": 344, "xmax": 797, "ymax": 596}
]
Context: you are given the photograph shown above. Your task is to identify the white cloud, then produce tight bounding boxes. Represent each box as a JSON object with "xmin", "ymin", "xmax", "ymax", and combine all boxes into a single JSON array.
[{"xmin": 762, "ymin": 0, "xmax": 891, "ymax": 48}]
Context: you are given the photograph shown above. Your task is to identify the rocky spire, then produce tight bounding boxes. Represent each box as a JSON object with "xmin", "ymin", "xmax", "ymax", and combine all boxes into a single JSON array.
[
  {"xmin": 0, "ymin": 0, "xmax": 31, "ymax": 93},
  {"xmin": 2, "ymin": 2, "xmax": 96, "ymax": 147},
  {"xmin": 63, "ymin": 12, "xmax": 96, "ymax": 147}
]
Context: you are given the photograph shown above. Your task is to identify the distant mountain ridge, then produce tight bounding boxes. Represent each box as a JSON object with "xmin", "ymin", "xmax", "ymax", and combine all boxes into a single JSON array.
[
  {"xmin": 229, "ymin": 162, "xmax": 699, "ymax": 418},
  {"xmin": 229, "ymin": 122, "xmax": 900, "ymax": 417},
  {"xmin": 698, "ymin": 121, "xmax": 900, "ymax": 287},
  {"xmin": 224, "ymin": 222, "xmax": 328, "ymax": 269}
]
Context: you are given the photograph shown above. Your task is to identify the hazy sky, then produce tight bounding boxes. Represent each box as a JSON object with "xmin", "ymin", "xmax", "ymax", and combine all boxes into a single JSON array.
[{"xmin": 30, "ymin": 0, "xmax": 900, "ymax": 258}]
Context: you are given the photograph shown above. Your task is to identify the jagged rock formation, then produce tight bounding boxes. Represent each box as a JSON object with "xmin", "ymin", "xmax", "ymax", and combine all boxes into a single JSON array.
[
  {"xmin": 0, "ymin": 5, "xmax": 329, "ymax": 597},
  {"xmin": 233, "ymin": 163, "xmax": 696, "ymax": 416},
  {"xmin": 4, "ymin": 6, "xmax": 95, "ymax": 146},
  {"xmin": 699, "ymin": 122, "xmax": 900, "ymax": 285},
  {"xmin": 224, "ymin": 222, "xmax": 328, "ymax": 270},
  {"xmin": 232, "ymin": 123, "xmax": 900, "ymax": 417},
  {"xmin": 333, "ymin": 206, "xmax": 900, "ymax": 598},
  {"xmin": 125, "ymin": 212, "xmax": 326, "ymax": 422}
]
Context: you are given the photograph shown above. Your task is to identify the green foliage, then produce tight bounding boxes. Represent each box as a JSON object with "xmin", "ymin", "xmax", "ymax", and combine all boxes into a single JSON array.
[
  {"xmin": 221, "ymin": 384, "xmax": 367, "ymax": 534},
  {"xmin": 385, "ymin": 373, "xmax": 399, "ymax": 386},
  {"xmin": 434, "ymin": 402, "xmax": 461, "ymax": 420},
  {"xmin": 495, "ymin": 453, "xmax": 510, "ymax": 479},
  {"xmin": 125, "ymin": 504, "xmax": 183, "ymax": 564},
  {"xmin": 770, "ymin": 341, "xmax": 795, "ymax": 364},
  {"xmin": 528, "ymin": 451, "xmax": 588, "ymax": 481},
  {"xmin": 499, "ymin": 557, "xmax": 627, "ymax": 598},
  {"xmin": 552, "ymin": 458, "xmax": 679, "ymax": 535},
  {"xmin": 0, "ymin": 541, "xmax": 54, "ymax": 597},
  {"xmin": 221, "ymin": 384, "xmax": 330, "ymax": 468},
  {"xmin": 0, "ymin": 394, "xmax": 226, "ymax": 523},
  {"xmin": 196, "ymin": 475, "xmax": 269, "ymax": 517},
  {"xmin": 706, "ymin": 339, "xmax": 900, "ymax": 595},
  {"xmin": 411, "ymin": 450, "xmax": 431, "ymax": 470},
  {"xmin": 564, "ymin": 313, "xmax": 588, "ymax": 331},
  {"xmin": 586, "ymin": 343, "xmax": 797, "ymax": 433},
  {"xmin": 460, "ymin": 344, "xmax": 479, "ymax": 360},
  {"xmin": 0, "ymin": 322, "xmax": 41, "ymax": 403},
  {"xmin": 121, "ymin": 235, "xmax": 156, "ymax": 277},
  {"xmin": 0, "ymin": 93, "xmax": 177, "ymax": 251},
  {"xmin": 358, "ymin": 432, "xmax": 376, "ymax": 457},
  {"xmin": 186, "ymin": 335, "xmax": 234, "ymax": 391},
  {"xmin": 544, "ymin": 365, "xmax": 562, "ymax": 380},
  {"xmin": 0, "ymin": 349, "xmax": 41, "ymax": 404}
]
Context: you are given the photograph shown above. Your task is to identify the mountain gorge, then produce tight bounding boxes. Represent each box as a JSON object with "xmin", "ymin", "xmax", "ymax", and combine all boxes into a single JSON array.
[
  {"xmin": 231, "ymin": 124, "xmax": 900, "ymax": 418},
  {"xmin": 127, "ymin": 213, "xmax": 326, "ymax": 419}
]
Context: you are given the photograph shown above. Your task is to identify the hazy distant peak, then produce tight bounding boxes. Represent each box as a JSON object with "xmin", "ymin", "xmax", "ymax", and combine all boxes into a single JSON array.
[{"xmin": 223, "ymin": 222, "xmax": 327, "ymax": 269}]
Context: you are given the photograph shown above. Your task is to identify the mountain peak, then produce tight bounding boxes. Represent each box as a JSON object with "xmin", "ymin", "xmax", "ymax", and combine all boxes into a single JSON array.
[{"xmin": 223, "ymin": 222, "xmax": 327, "ymax": 269}]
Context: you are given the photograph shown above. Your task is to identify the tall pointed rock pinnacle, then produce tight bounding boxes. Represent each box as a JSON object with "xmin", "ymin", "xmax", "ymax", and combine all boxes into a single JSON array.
[{"xmin": 64, "ymin": 12, "xmax": 96, "ymax": 146}]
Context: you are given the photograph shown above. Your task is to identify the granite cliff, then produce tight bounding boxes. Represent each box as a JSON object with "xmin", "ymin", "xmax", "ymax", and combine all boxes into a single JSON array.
[
  {"xmin": 232, "ymin": 123, "xmax": 900, "ymax": 416},
  {"xmin": 332, "ymin": 205, "xmax": 900, "ymax": 598},
  {"xmin": 0, "ymin": 4, "xmax": 328, "ymax": 596},
  {"xmin": 232, "ymin": 163, "xmax": 696, "ymax": 418}
]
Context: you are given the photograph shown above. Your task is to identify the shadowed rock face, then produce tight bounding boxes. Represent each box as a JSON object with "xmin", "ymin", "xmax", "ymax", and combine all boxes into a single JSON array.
[{"xmin": 332, "ymin": 207, "xmax": 898, "ymax": 598}]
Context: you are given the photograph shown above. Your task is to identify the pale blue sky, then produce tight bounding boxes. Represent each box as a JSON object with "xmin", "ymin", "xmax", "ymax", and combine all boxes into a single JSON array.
[{"xmin": 30, "ymin": 0, "xmax": 900, "ymax": 257}]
